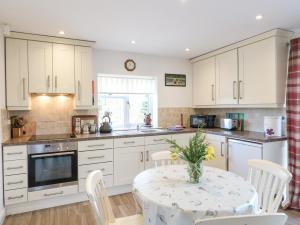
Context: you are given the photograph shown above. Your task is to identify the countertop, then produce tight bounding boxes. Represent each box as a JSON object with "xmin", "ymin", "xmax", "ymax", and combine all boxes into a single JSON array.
[{"xmin": 2, "ymin": 128, "xmax": 287, "ymax": 147}]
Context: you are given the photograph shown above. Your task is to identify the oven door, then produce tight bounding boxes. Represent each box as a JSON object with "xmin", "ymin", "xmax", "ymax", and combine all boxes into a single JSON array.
[{"xmin": 28, "ymin": 151, "xmax": 78, "ymax": 190}]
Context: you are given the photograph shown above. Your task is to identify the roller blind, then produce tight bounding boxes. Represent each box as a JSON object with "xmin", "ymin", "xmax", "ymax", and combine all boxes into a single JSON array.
[{"xmin": 97, "ymin": 75, "xmax": 156, "ymax": 94}]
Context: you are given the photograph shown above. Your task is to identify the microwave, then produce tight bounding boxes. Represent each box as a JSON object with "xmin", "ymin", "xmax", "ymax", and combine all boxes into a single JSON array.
[{"xmin": 190, "ymin": 115, "xmax": 216, "ymax": 128}]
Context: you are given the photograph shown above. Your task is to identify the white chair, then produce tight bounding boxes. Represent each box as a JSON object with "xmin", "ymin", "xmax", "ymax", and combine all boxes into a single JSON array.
[
  {"xmin": 86, "ymin": 170, "xmax": 143, "ymax": 225},
  {"xmin": 195, "ymin": 213, "xmax": 287, "ymax": 225},
  {"xmin": 151, "ymin": 151, "xmax": 184, "ymax": 167},
  {"xmin": 247, "ymin": 159, "xmax": 292, "ymax": 213}
]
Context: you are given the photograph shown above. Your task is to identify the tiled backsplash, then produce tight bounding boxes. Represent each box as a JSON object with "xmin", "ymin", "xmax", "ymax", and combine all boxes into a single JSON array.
[
  {"xmin": 158, "ymin": 107, "xmax": 196, "ymax": 128},
  {"xmin": 195, "ymin": 108, "xmax": 286, "ymax": 133}
]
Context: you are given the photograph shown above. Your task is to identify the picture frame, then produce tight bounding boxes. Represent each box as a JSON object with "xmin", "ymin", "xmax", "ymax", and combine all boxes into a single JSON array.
[{"xmin": 165, "ymin": 74, "xmax": 186, "ymax": 87}]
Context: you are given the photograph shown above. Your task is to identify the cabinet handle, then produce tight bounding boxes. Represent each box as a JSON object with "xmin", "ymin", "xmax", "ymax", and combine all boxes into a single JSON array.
[
  {"xmin": 233, "ymin": 81, "xmax": 237, "ymax": 99},
  {"xmin": 22, "ymin": 78, "xmax": 26, "ymax": 100},
  {"xmin": 153, "ymin": 139, "xmax": 164, "ymax": 142},
  {"xmin": 211, "ymin": 84, "xmax": 215, "ymax": 101},
  {"xmin": 238, "ymin": 80, "xmax": 243, "ymax": 99},
  {"xmin": 47, "ymin": 75, "xmax": 50, "ymax": 89},
  {"xmin": 124, "ymin": 141, "xmax": 135, "ymax": 144},
  {"xmin": 55, "ymin": 76, "xmax": 58, "ymax": 89},
  {"xmin": 87, "ymin": 156, "xmax": 104, "ymax": 159},
  {"xmin": 8, "ymin": 194, "xmax": 24, "ymax": 200},
  {"xmin": 220, "ymin": 142, "xmax": 225, "ymax": 157},
  {"xmin": 78, "ymin": 80, "xmax": 81, "ymax": 100},
  {"xmin": 7, "ymin": 152, "xmax": 23, "ymax": 155},
  {"xmin": 7, "ymin": 180, "xmax": 23, "ymax": 185},
  {"xmin": 146, "ymin": 151, "xmax": 149, "ymax": 162},
  {"xmin": 44, "ymin": 191, "xmax": 64, "ymax": 197},
  {"xmin": 140, "ymin": 152, "xmax": 144, "ymax": 162},
  {"xmin": 7, "ymin": 166, "xmax": 23, "ymax": 170},
  {"xmin": 88, "ymin": 144, "xmax": 105, "ymax": 147}
]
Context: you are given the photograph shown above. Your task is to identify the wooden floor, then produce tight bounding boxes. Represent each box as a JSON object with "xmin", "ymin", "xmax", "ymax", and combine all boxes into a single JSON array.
[{"xmin": 3, "ymin": 193, "xmax": 300, "ymax": 225}]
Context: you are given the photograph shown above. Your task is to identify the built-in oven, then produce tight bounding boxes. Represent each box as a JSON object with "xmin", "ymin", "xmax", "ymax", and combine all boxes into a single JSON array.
[{"xmin": 28, "ymin": 141, "xmax": 78, "ymax": 192}]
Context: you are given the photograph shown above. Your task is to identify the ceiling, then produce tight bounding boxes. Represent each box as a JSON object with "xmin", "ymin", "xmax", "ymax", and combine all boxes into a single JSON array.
[{"xmin": 0, "ymin": 0, "xmax": 300, "ymax": 59}]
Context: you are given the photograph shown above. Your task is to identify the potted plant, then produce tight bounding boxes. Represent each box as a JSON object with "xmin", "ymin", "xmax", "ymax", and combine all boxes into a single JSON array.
[
  {"xmin": 11, "ymin": 116, "xmax": 26, "ymax": 138},
  {"xmin": 166, "ymin": 130, "xmax": 215, "ymax": 183}
]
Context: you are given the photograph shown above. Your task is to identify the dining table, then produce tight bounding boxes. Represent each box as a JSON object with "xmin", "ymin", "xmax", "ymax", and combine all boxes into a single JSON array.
[{"xmin": 133, "ymin": 164, "xmax": 258, "ymax": 225}]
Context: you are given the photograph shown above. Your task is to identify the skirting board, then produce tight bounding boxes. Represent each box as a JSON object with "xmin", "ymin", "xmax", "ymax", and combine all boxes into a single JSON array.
[
  {"xmin": 0, "ymin": 208, "xmax": 5, "ymax": 225},
  {"xmin": 6, "ymin": 184, "xmax": 132, "ymax": 215}
]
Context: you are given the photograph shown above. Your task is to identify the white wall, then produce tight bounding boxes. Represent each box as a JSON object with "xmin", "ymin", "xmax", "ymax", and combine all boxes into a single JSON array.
[
  {"xmin": 93, "ymin": 49, "xmax": 193, "ymax": 108},
  {"xmin": 0, "ymin": 26, "xmax": 6, "ymax": 222}
]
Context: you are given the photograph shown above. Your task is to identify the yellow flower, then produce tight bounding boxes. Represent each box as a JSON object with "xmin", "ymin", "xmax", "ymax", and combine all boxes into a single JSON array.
[
  {"xmin": 170, "ymin": 152, "xmax": 178, "ymax": 161},
  {"xmin": 205, "ymin": 145, "xmax": 215, "ymax": 161}
]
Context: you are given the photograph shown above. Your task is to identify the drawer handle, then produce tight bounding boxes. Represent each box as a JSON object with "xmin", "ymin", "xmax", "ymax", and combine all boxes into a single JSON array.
[
  {"xmin": 153, "ymin": 139, "xmax": 164, "ymax": 142},
  {"xmin": 124, "ymin": 141, "xmax": 135, "ymax": 144},
  {"xmin": 88, "ymin": 144, "xmax": 105, "ymax": 147},
  {"xmin": 7, "ymin": 166, "xmax": 23, "ymax": 170},
  {"xmin": 7, "ymin": 180, "xmax": 24, "ymax": 185},
  {"xmin": 44, "ymin": 191, "xmax": 64, "ymax": 197},
  {"xmin": 87, "ymin": 168, "xmax": 105, "ymax": 173},
  {"xmin": 87, "ymin": 156, "xmax": 105, "ymax": 159},
  {"xmin": 8, "ymin": 194, "xmax": 24, "ymax": 200},
  {"xmin": 6, "ymin": 152, "xmax": 23, "ymax": 155}
]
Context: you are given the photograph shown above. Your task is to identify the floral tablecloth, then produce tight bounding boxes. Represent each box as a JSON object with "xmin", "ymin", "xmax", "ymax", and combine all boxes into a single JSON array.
[{"xmin": 133, "ymin": 165, "xmax": 258, "ymax": 225}]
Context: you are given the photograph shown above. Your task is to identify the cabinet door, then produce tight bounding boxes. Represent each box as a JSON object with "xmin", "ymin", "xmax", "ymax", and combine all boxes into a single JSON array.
[
  {"xmin": 172, "ymin": 133, "xmax": 195, "ymax": 147},
  {"xmin": 75, "ymin": 46, "xmax": 92, "ymax": 108},
  {"xmin": 114, "ymin": 146, "xmax": 144, "ymax": 186},
  {"xmin": 216, "ymin": 49, "xmax": 238, "ymax": 105},
  {"xmin": 28, "ymin": 41, "xmax": 53, "ymax": 93},
  {"xmin": 192, "ymin": 57, "xmax": 216, "ymax": 106},
  {"xmin": 6, "ymin": 38, "xmax": 29, "ymax": 109},
  {"xmin": 53, "ymin": 44, "xmax": 75, "ymax": 93},
  {"xmin": 228, "ymin": 140, "xmax": 262, "ymax": 178},
  {"xmin": 145, "ymin": 144, "xmax": 171, "ymax": 169},
  {"xmin": 238, "ymin": 38, "xmax": 276, "ymax": 105},
  {"xmin": 203, "ymin": 134, "xmax": 227, "ymax": 170}
]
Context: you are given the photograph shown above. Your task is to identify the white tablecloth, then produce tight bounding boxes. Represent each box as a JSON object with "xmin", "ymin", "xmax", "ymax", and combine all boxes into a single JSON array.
[{"xmin": 133, "ymin": 165, "xmax": 258, "ymax": 225}]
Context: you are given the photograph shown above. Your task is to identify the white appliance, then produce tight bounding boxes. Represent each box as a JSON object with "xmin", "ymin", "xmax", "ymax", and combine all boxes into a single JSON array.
[{"xmin": 228, "ymin": 139, "xmax": 262, "ymax": 178}]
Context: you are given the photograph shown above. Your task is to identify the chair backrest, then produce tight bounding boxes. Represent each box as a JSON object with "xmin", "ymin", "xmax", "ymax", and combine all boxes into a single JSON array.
[
  {"xmin": 151, "ymin": 151, "xmax": 184, "ymax": 167},
  {"xmin": 195, "ymin": 213, "xmax": 287, "ymax": 225},
  {"xmin": 247, "ymin": 159, "xmax": 292, "ymax": 213},
  {"xmin": 86, "ymin": 170, "xmax": 115, "ymax": 225}
]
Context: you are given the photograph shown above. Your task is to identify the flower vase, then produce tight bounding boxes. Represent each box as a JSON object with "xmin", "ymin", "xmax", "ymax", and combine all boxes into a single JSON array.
[{"xmin": 187, "ymin": 161, "xmax": 203, "ymax": 183}]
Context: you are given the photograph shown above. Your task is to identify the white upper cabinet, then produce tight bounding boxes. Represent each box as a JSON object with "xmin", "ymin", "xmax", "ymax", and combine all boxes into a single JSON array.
[
  {"xmin": 28, "ymin": 41, "xmax": 53, "ymax": 93},
  {"xmin": 238, "ymin": 37, "xmax": 288, "ymax": 106},
  {"xmin": 192, "ymin": 57, "xmax": 216, "ymax": 106},
  {"xmin": 216, "ymin": 49, "xmax": 238, "ymax": 105},
  {"xmin": 75, "ymin": 46, "xmax": 93, "ymax": 109},
  {"xmin": 53, "ymin": 44, "xmax": 75, "ymax": 94},
  {"xmin": 6, "ymin": 38, "xmax": 30, "ymax": 110}
]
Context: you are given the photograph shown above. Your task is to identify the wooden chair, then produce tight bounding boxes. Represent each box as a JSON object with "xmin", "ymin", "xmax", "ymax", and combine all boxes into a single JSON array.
[
  {"xmin": 247, "ymin": 159, "xmax": 292, "ymax": 213},
  {"xmin": 86, "ymin": 170, "xmax": 143, "ymax": 225},
  {"xmin": 151, "ymin": 151, "xmax": 184, "ymax": 167},
  {"xmin": 195, "ymin": 213, "xmax": 287, "ymax": 225}
]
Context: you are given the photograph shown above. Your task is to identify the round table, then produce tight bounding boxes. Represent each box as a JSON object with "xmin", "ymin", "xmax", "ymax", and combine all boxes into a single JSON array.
[{"xmin": 133, "ymin": 165, "xmax": 258, "ymax": 225}]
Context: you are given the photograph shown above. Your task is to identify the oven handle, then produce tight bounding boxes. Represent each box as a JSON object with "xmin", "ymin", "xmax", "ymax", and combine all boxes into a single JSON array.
[{"xmin": 31, "ymin": 152, "xmax": 75, "ymax": 158}]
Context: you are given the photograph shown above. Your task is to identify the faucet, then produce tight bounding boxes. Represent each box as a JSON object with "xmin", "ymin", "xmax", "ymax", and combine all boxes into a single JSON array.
[{"xmin": 136, "ymin": 124, "xmax": 144, "ymax": 131}]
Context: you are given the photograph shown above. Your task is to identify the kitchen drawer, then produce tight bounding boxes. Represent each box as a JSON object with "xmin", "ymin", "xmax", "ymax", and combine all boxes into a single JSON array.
[
  {"xmin": 5, "ymin": 188, "xmax": 27, "ymax": 205},
  {"xmin": 171, "ymin": 133, "xmax": 195, "ymax": 141},
  {"xmin": 4, "ymin": 160, "xmax": 27, "ymax": 175},
  {"xmin": 145, "ymin": 135, "xmax": 171, "ymax": 145},
  {"xmin": 79, "ymin": 162, "xmax": 113, "ymax": 178},
  {"xmin": 78, "ymin": 149, "xmax": 113, "ymax": 165},
  {"xmin": 114, "ymin": 137, "xmax": 144, "ymax": 148},
  {"xmin": 78, "ymin": 139, "xmax": 113, "ymax": 151},
  {"xmin": 79, "ymin": 175, "xmax": 113, "ymax": 192},
  {"xmin": 3, "ymin": 145, "xmax": 27, "ymax": 161},
  {"xmin": 4, "ymin": 174, "xmax": 27, "ymax": 191},
  {"xmin": 28, "ymin": 185, "xmax": 78, "ymax": 201}
]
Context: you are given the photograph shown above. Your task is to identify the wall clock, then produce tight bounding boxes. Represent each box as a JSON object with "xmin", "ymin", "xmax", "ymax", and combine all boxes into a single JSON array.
[{"xmin": 124, "ymin": 59, "xmax": 136, "ymax": 71}]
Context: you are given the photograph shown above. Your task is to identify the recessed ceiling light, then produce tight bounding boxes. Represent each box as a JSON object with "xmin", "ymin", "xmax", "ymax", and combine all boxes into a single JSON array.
[
  {"xmin": 256, "ymin": 14, "xmax": 263, "ymax": 20},
  {"xmin": 185, "ymin": 48, "xmax": 190, "ymax": 52},
  {"xmin": 59, "ymin": 30, "xmax": 65, "ymax": 35},
  {"xmin": 131, "ymin": 40, "xmax": 136, "ymax": 44}
]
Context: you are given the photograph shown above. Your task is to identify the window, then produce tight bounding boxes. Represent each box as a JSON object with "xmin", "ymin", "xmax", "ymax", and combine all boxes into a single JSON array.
[{"xmin": 97, "ymin": 74, "xmax": 157, "ymax": 129}]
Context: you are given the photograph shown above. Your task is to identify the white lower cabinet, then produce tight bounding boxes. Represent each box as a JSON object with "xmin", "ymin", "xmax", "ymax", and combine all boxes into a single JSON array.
[
  {"xmin": 5, "ymin": 188, "xmax": 28, "ymax": 205},
  {"xmin": 144, "ymin": 143, "xmax": 171, "ymax": 169},
  {"xmin": 4, "ymin": 174, "xmax": 27, "ymax": 191},
  {"xmin": 28, "ymin": 185, "xmax": 78, "ymax": 201},
  {"xmin": 172, "ymin": 133, "xmax": 195, "ymax": 147},
  {"xmin": 79, "ymin": 175, "xmax": 113, "ymax": 192},
  {"xmin": 114, "ymin": 146, "xmax": 145, "ymax": 186}
]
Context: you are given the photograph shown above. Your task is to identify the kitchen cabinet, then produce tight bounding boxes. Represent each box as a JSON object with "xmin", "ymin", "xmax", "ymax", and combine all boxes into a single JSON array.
[
  {"xmin": 172, "ymin": 133, "xmax": 195, "ymax": 147},
  {"xmin": 203, "ymin": 134, "xmax": 227, "ymax": 170},
  {"xmin": 238, "ymin": 37, "xmax": 288, "ymax": 106},
  {"xmin": 53, "ymin": 44, "xmax": 75, "ymax": 94},
  {"xmin": 192, "ymin": 57, "xmax": 216, "ymax": 106},
  {"xmin": 28, "ymin": 41, "xmax": 53, "ymax": 93},
  {"xmin": 75, "ymin": 46, "xmax": 93, "ymax": 109},
  {"xmin": 216, "ymin": 49, "xmax": 238, "ymax": 105},
  {"xmin": 114, "ymin": 146, "xmax": 145, "ymax": 186},
  {"xmin": 5, "ymin": 38, "xmax": 30, "ymax": 110}
]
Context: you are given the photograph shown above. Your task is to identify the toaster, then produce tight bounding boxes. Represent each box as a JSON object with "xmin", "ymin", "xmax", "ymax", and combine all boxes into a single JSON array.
[{"xmin": 220, "ymin": 118, "xmax": 239, "ymax": 130}]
